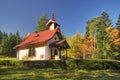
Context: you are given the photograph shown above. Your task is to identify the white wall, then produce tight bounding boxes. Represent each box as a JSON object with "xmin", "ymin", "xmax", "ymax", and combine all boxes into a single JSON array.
[
  {"xmin": 18, "ymin": 49, "xmax": 29, "ymax": 60},
  {"xmin": 46, "ymin": 34, "xmax": 61, "ymax": 60},
  {"xmin": 18, "ymin": 33, "xmax": 60, "ymax": 60},
  {"xmin": 50, "ymin": 24, "xmax": 55, "ymax": 30},
  {"xmin": 33, "ymin": 46, "xmax": 46, "ymax": 60},
  {"xmin": 18, "ymin": 46, "xmax": 46, "ymax": 60}
]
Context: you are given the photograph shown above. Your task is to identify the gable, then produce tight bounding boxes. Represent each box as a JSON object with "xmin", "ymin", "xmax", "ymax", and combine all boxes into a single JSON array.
[{"xmin": 14, "ymin": 27, "xmax": 59, "ymax": 49}]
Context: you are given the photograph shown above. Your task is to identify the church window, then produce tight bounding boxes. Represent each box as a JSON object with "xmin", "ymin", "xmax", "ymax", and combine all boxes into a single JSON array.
[{"xmin": 29, "ymin": 47, "xmax": 35, "ymax": 57}]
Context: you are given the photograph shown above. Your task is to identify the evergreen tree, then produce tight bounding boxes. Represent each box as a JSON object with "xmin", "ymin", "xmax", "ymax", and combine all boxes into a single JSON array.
[
  {"xmin": 34, "ymin": 14, "xmax": 49, "ymax": 32},
  {"xmin": 1, "ymin": 32, "xmax": 8, "ymax": 55},
  {"xmin": 15, "ymin": 30, "xmax": 21, "ymax": 44},
  {"xmin": 116, "ymin": 14, "xmax": 120, "ymax": 36},
  {"xmin": 85, "ymin": 17, "xmax": 100, "ymax": 38},
  {"xmin": 0, "ymin": 31, "xmax": 3, "ymax": 54},
  {"xmin": 0, "ymin": 31, "xmax": 21, "ymax": 57},
  {"xmin": 96, "ymin": 11, "xmax": 112, "ymax": 59},
  {"xmin": 116, "ymin": 14, "xmax": 120, "ymax": 29}
]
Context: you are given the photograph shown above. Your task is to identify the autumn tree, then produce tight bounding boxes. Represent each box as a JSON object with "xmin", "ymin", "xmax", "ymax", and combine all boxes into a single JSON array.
[
  {"xmin": 65, "ymin": 31, "xmax": 82, "ymax": 59},
  {"xmin": 65, "ymin": 31, "xmax": 94, "ymax": 59},
  {"xmin": 34, "ymin": 14, "xmax": 49, "ymax": 32}
]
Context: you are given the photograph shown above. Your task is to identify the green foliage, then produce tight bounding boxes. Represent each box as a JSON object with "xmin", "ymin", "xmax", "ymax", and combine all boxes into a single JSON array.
[
  {"xmin": 0, "ymin": 60, "xmax": 24, "ymax": 68},
  {"xmin": 0, "ymin": 31, "xmax": 21, "ymax": 57},
  {"xmin": 64, "ymin": 31, "xmax": 83, "ymax": 59},
  {"xmin": 116, "ymin": 14, "xmax": 120, "ymax": 30},
  {"xmin": 66, "ymin": 59, "xmax": 120, "ymax": 70},
  {"xmin": 0, "ymin": 59, "xmax": 120, "ymax": 70},
  {"xmin": 0, "ymin": 60, "xmax": 66, "ymax": 69},
  {"xmin": 34, "ymin": 14, "xmax": 49, "ymax": 32},
  {"xmin": 85, "ymin": 11, "xmax": 114, "ymax": 59},
  {"xmin": 85, "ymin": 17, "xmax": 100, "ymax": 38},
  {"xmin": 23, "ymin": 60, "xmax": 66, "ymax": 69},
  {"xmin": 96, "ymin": 12, "xmax": 112, "ymax": 59}
]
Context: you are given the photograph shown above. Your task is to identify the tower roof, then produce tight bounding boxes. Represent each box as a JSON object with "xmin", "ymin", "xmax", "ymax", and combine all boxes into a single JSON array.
[
  {"xmin": 46, "ymin": 11, "xmax": 60, "ymax": 27},
  {"xmin": 51, "ymin": 11, "xmax": 55, "ymax": 21}
]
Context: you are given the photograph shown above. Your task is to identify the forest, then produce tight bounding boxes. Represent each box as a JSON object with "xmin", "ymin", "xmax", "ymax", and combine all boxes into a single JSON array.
[
  {"xmin": 65, "ymin": 11, "xmax": 120, "ymax": 60},
  {"xmin": 0, "ymin": 11, "xmax": 120, "ymax": 61},
  {"xmin": 0, "ymin": 31, "xmax": 21, "ymax": 57}
]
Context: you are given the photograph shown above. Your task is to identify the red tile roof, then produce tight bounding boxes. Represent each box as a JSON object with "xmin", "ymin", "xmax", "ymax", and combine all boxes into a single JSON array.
[{"xmin": 14, "ymin": 27, "xmax": 59, "ymax": 49}]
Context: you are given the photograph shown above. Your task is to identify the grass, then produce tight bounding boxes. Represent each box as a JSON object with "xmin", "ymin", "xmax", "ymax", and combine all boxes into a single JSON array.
[
  {"xmin": 0, "ymin": 57, "xmax": 16, "ymax": 60},
  {"xmin": 0, "ymin": 66, "xmax": 120, "ymax": 80}
]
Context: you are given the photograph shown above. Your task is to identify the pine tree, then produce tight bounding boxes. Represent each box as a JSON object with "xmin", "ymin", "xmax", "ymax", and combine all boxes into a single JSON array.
[
  {"xmin": 85, "ymin": 17, "xmax": 100, "ymax": 38},
  {"xmin": 1, "ymin": 32, "xmax": 8, "ymax": 56},
  {"xmin": 34, "ymin": 14, "xmax": 49, "ymax": 32},
  {"xmin": 116, "ymin": 14, "xmax": 120, "ymax": 30},
  {"xmin": 0, "ymin": 31, "xmax": 21, "ymax": 57},
  {"xmin": 116, "ymin": 14, "xmax": 120, "ymax": 36},
  {"xmin": 96, "ymin": 11, "xmax": 112, "ymax": 59},
  {"xmin": 15, "ymin": 30, "xmax": 21, "ymax": 44}
]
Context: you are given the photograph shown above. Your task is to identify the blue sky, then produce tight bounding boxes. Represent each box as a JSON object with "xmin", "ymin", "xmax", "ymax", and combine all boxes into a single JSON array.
[{"xmin": 0, "ymin": 0, "xmax": 120, "ymax": 36}]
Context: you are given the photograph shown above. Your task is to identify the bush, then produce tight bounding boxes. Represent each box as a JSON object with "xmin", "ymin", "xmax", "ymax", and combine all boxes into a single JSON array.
[
  {"xmin": 0, "ymin": 60, "xmax": 66, "ymax": 69},
  {"xmin": 0, "ymin": 60, "xmax": 24, "ymax": 68},
  {"xmin": 66, "ymin": 59, "xmax": 120, "ymax": 70}
]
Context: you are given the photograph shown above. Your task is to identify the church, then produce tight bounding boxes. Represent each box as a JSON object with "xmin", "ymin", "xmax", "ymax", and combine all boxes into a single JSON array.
[{"xmin": 14, "ymin": 12, "xmax": 70, "ymax": 60}]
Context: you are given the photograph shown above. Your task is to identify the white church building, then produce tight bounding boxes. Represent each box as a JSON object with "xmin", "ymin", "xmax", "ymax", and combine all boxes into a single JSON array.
[{"xmin": 14, "ymin": 12, "xmax": 70, "ymax": 60}]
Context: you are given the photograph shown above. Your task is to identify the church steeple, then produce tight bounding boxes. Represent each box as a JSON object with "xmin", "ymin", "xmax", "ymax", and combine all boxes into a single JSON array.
[
  {"xmin": 51, "ymin": 11, "xmax": 55, "ymax": 21},
  {"xmin": 46, "ymin": 11, "xmax": 60, "ymax": 30}
]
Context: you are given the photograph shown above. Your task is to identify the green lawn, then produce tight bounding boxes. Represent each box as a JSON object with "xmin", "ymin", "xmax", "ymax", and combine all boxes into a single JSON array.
[
  {"xmin": 0, "ymin": 57, "xmax": 16, "ymax": 60},
  {"xmin": 0, "ymin": 66, "xmax": 120, "ymax": 80}
]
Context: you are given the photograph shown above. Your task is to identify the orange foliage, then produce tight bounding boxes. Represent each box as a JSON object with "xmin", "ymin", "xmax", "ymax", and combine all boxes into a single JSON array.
[
  {"xmin": 78, "ymin": 37, "xmax": 95, "ymax": 59},
  {"xmin": 106, "ymin": 26, "xmax": 120, "ymax": 46}
]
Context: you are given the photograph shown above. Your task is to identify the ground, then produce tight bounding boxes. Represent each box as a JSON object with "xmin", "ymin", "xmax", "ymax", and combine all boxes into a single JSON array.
[{"xmin": 0, "ymin": 66, "xmax": 120, "ymax": 80}]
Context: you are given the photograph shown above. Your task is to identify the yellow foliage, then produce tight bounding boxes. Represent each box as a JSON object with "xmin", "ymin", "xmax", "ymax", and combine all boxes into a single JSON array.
[
  {"xmin": 109, "ymin": 29, "xmax": 119, "ymax": 40},
  {"xmin": 106, "ymin": 26, "xmax": 112, "ymax": 33},
  {"xmin": 106, "ymin": 27, "xmax": 120, "ymax": 46}
]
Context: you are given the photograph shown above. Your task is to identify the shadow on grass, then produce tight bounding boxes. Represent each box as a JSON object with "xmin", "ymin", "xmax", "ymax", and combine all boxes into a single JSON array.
[{"xmin": 0, "ymin": 66, "xmax": 120, "ymax": 80}]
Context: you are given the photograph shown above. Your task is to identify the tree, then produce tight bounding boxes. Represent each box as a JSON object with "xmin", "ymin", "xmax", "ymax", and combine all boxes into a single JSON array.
[
  {"xmin": 65, "ymin": 31, "xmax": 93, "ymax": 59},
  {"xmin": 15, "ymin": 30, "xmax": 21, "ymax": 44},
  {"xmin": 96, "ymin": 11, "xmax": 112, "ymax": 59},
  {"xmin": 34, "ymin": 14, "xmax": 49, "ymax": 32},
  {"xmin": 116, "ymin": 14, "xmax": 120, "ymax": 30},
  {"xmin": 64, "ymin": 31, "xmax": 82, "ymax": 59},
  {"xmin": 116, "ymin": 14, "xmax": 120, "ymax": 37},
  {"xmin": 85, "ymin": 11, "xmax": 112, "ymax": 59},
  {"xmin": 106, "ymin": 27, "xmax": 120, "ymax": 59},
  {"xmin": 0, "ymin": 32, "xmax": 8, "ymax": 55},
  {"xmin": 0, "ymin": 31, "xmax": 21, "ymax": 57},
  {"xmin": 85, "ymin": 17, "xmax": 100, "ymax": 38}
]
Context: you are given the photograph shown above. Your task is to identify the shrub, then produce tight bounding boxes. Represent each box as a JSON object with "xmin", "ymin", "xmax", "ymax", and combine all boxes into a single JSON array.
[
  {"xmin": 23, "ymin": 60, "xmax": 66, "ymax": 69},
  {"xmin": 66, "ymin": 59, "xmax": 120, "ymax": 70}
]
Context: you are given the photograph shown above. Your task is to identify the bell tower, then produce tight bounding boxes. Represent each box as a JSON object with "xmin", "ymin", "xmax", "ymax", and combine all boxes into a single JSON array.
[{"xmin": 46, "ymin": 11, "xmax": 60, "ymax": 30}]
